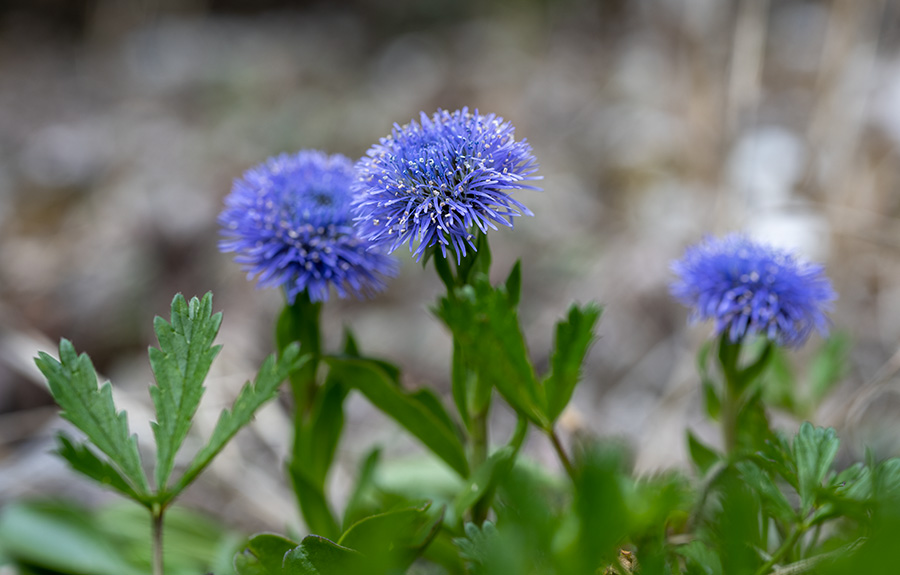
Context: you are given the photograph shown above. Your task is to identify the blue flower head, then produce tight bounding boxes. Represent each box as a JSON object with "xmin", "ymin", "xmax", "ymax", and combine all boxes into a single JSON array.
[
  {"xmin": 352, "ymin": 108, "xmax": 540, "ymax": 261},
  {"xmin": 219, "ymin": 150, "xmax": 398, "ymax": 304},
  {"xmin": 670, "ymin": 234, "xmax": 837, "ymax": 347}
]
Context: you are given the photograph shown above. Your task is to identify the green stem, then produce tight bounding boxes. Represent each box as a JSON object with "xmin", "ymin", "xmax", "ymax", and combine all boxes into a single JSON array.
[
  {"xmin": 276, "ymin": 292, "xmax": 329, "ymax": 530},
  {"xmin": 755, "ymin": 524, "xmax": 806, "ymax": 575},
  {"xmin": 152, "ymin": 504, "xmax": 165, "ymax": 575},
  {"xmin": 470, "ymin": 406, "xmax": 491, "ymax": 524},
  {"xmin": 718, "ymin": 335, "xmax": 742, "ymax": 455},
  {"xmin": 548, "ymin": 428, "xmax": 576, "ymax": 482}
]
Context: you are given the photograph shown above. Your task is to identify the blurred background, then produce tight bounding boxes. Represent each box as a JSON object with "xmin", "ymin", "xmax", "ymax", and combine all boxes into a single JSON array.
[{"xmin": 1, "ymin": 0, "xmax": 899, "ymax": 536}]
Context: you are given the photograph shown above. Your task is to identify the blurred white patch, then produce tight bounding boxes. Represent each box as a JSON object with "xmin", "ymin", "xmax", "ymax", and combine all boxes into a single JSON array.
[
  {"xmin": 728, "ymin": 126, "xmax": 806, "ymax": 209},
  {"xmin": 745, "ymin": 209, "xmax": 830, "ymax": 262}
]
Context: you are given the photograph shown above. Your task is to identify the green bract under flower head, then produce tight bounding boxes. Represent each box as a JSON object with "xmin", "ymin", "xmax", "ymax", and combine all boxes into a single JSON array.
[{"xmin": 352, "ymin": 108, "xmax": 541, "ymax": 262}]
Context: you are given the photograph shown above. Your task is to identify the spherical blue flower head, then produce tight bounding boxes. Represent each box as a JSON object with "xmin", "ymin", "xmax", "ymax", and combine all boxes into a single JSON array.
[
  {"xmin": 670, "ymin": 234, "xmax": 837, "ymax": 347},
  {"xmin": 218, "ymin": 151, "xmax": 398, "ymax": 304},
  {"xmin": 352, "ymin": 107, "xmax": 541, "ymax": 262}
]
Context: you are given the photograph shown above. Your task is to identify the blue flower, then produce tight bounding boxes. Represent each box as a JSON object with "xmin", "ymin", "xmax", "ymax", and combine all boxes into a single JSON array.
[
  {"xmin": 218, "ymin": 150, "xmax": 398, "ymax": 303},
  {"xmin": 670, "ymin": 234, "xmax": 837, "ymax": 347},
  {"xmin": 352, "ymin": 108, "xmax": 540, "ymax": 261}
]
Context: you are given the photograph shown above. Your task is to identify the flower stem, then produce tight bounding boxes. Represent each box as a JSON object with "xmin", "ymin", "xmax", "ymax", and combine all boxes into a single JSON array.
[
  {"xmin": 152, "ymin": 504, "xmax": 165, "ymax": 575},
  {"xmin": 470, "ymin": 406, "xmax": 491, "ymax": 524},
  {"xmin": 549, "ymin": 428, "xmax": 576, "ymax": 481},
  {"xmin": 718, "ymin": 335, "xmax": 742, "ymax": 455}
]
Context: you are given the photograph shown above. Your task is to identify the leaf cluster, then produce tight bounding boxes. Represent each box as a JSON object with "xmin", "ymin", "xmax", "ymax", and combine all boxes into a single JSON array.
[{"xmin": 34, "ymin": 293, "xmax": 304, "ymax": 509}]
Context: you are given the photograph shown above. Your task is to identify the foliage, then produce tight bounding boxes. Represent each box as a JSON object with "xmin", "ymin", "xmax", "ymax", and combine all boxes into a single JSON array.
[{"xmin": 5, "ymin": 128, "xmax": 898, "ymax": 575}]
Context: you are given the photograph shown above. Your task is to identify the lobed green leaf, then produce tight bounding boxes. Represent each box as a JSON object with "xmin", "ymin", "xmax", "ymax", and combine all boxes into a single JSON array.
[
  {"xmin": 35, "ymin": 340, "xmax": 149, "ymax": 495},
  {"xmin": 433, "ymin": 274, "xmax": 546, "ymax": 427},
  {"xmin": 56, "ymin": 434, "xmax": 146, "ymax": 504},
  {"xmin": 149, "ymin": 292, "xmax": 223, "ymax": 491},
  {"xmin": 282, "ymin": 535, "xmax": 365, "ymax": 574},
  {"xmin": 686, "ymin": 430, "xmax": 721, "ymax": 474},
  {"xmin": 171, "ymin": 344, "xmax": 305, "ymax": 497},
  {"xmin": 338, "ymin": 502, "xmax": 444, "ymax": 573},
  {"xmin": 793, "ymin": 422, "xmax": 839, "ymax": 515},
  {"xmin": 543, "ymin": 303, "xmax": 602, "ymax": 424}
]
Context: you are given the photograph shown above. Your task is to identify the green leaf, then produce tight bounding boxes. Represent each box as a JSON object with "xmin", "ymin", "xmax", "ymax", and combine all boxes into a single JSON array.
[
  {"xmin": 752, "ymin": 432, "xmax": 798, "ymax": 492},
  {"xmin": 56, "ymin": 434, "xmax": 146, "ymax": 503},
  {"xmin": 421, "ymin": 529, "xmax": 467, "ymax": 575},
  {"xmin": 543, "ymin": 303, "xmax": 602, "ymax": 423},
  {"xmin": 807, "ymin": 333, "xmax": 849, "ymax": 407},
  {"xmin": 737, "ymin": 341, "xmax": 772, "ymax": 388},
  {"xmin": 288, "ymin": 467, "xmax": 341, "ymax": 541},
  {"xmin": 676, "ymin": 540, "xmax": 723, "ymax": 575},
  {"xmin": 0, "ymin": 501, "xmax": 145, "ymax": 575},
  {"xmin": 325, "ymin": 356, "xmax": 469, "ymax": 477},
  {"xmin": 454, "ymin": 521, "xmax": 500, "ymax": 567},
  {"xmin": 454, "ymin": 230, "xmax": 492, "ymax": 287},
  {"xmin": 505, "ymin": 260, "xmax": 522, "ymax": 308},
  {"xmin": 760, "ymin": 346, "xmax": 796, "ymax": 413},
  {"xmin": 410, "ymin": 388, "xmax": 462, "ymax": 442},
  {"xmin": 793, "ymin": 422, "xmax": 839, "ymax": 515},
  {"xmin": 288, "ymin": 376, "xmax": 346, "ymax": 539},
  {"xmin": 697, "ymin": 342, "xmax": 721, "ymax": 419},
  {"xmin": 35, "ymin": 339, "xmax": 149, "ymax": 495},
  {"xmin": 244, "ymin": 533, "xmax": 299, "ymax": 574},
  {"xmin": 703, "ymin": 380, "xmax": 721, "ymax": 420},
  {"xmin": 298, "ymin": 379, "xmax": 348, "ymax": 487},
  {"xmin": 812, "ymin": 463, "xmax": 872, "ymax": 524},
  {"xmin": 338, "ymin": 502, "xmax": 444, "ymax": 572},
  {"xmin": 172, "ymin": 344, "xmax": 305, "ymax": 496},
  {"xmin": 342, "ymin": 448, "xmax": 382, "ymax": 531},
  {"xmin": 432, "ymin": 250, "xmax": 456, "ymax": 292},
  {"xmin": 234, "ymin": 552, "xmax": 271, "ymax": 575},
  {"xmin": 433, "ymin": 275, "xmax": 546, "ymax": 427},
  {"xmin": 735, "ymin": 460, "xmax": 796, "ymax": 524},
  {"xmin": 572, "ymin": 446, "xmax": 630, "ymax": 572},
  {"xmin": 686, "ymin": 430, "xmax": 721, "ymax": 474},
  {"xmin": 734, "ymin": 396, "xmax": 773, "ymax": 453},
  {"xmin": 282, "ymin": 535, "xmax": 365, "ymax": 575},
  {"xmin": 149, "ymin": 292, "xmax": 223, "ymax": 491}
]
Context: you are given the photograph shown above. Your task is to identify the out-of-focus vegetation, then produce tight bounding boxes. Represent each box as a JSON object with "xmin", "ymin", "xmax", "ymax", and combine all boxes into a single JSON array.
[{"xmin": 1, "ymin": 0, "xmax": 900, "ymax": 561}]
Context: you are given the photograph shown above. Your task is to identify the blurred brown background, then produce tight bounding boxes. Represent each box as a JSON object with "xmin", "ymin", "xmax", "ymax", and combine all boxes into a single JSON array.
[{"xmin": 1, "ymin": 0, "xmax": 899, "ymax": 533}]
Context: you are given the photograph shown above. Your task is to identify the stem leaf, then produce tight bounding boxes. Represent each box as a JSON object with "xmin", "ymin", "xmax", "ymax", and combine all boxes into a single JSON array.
[
  {"xmin": 35, "ymin": 340, "xmax": 149, "ymax": 495},
  {"xmin": 793, "ymin": 422, "xmax": 840, "ymax": 515},
  {"xmin": 149, "ymin": 292, "xmax": 223, "ymax": 490},
  {"xmin": 172, "ymin": 344, "xmax": 305, "ymax": 497},
  {"xmin": 325, "ymin": 356, "xmax": 469, "ymax": 477},
  {"xmin": 433, "ymin": 274, "xmax": 546, "ymax": 427},
  {"xmin": 543, "ymin": 303, "xmax": 602, "ymax": 423},
  {"xmin": 55, "ymin": 434, "xmax": 147, "ymax": 504}
]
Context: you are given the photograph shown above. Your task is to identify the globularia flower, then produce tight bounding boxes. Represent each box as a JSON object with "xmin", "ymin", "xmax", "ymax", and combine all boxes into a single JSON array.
[
  {"xmin": 219, "ymin": 150, "xmax": 398, "ymax": 303},
  {"xmin": 670, "ymin": 234, "xmax": 836, "ymax": 347},
  {"xmin": 352, "ymin": 107, "xmax": 540, "ymax": 261}
]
